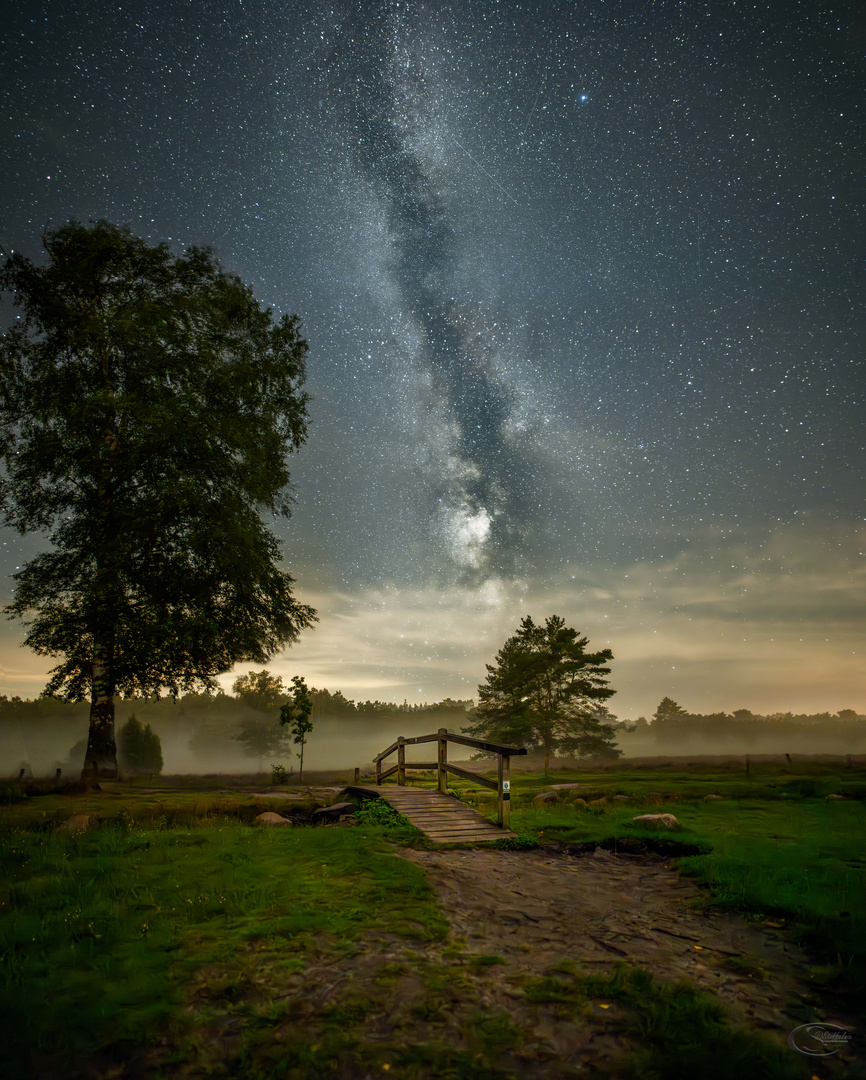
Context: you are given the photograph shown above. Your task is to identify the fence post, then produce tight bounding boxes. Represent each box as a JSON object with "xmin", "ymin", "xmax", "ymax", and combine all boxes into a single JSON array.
[
  {"xmin": 397, "ymin": 737, "xmax": 406, "ymax": 786},
  {"xmin": 376, "ymin": 756, "xmax": 382, "ymax": 786},
  {"xmin": 498, "ymin": 754, "xmax": 511, "ymax": 829},
  {"xmin": 438, "ymin": 728, "xmax": 448, "ymax": 793},
  {"xmin": 353, "ymin": 766, "xmax": 360, "ymax": 782}
]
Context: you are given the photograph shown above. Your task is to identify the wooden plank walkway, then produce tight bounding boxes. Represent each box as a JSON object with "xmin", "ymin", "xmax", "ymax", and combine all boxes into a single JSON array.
[{"xmin": 343, "ymin": 785, "xmax": 517, "ymax": 844}]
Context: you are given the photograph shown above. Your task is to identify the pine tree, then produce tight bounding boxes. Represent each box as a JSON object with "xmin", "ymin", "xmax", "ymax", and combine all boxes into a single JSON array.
[
  {"xmin": 465, "ymin": 615, "xmax": 619, "ymax": 774},
  {"xmin": 118, "ymin": 715, "xmax": 164, "ymax": 774}
]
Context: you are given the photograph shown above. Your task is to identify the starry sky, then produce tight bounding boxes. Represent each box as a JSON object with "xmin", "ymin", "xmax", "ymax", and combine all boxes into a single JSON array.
[{"xmin": 1, "ymin": 0, "xmax": 864, "ymax": 718}]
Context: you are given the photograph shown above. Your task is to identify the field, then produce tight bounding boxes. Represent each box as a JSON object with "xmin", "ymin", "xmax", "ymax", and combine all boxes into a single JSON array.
[{"xmin": 1, "ymin": 758, "xmax": 863, "ymax": 1079}]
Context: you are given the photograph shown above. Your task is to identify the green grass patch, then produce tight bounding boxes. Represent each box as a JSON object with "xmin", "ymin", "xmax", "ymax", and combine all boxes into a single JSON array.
[
  {"xmin": 524, "ymin": 964, "xmax": 810, "ymax": 1080},
  {"xmin": 0, "ymin": 815, "xmax": 447, "ymax": 1077},
  {"xmin": 507, "ymin": 790, "xmax": 866, "ymax": 995}
]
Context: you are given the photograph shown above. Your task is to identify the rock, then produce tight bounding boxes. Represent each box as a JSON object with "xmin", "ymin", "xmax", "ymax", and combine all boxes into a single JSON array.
[
  {"xmin": 633, "ymin": 813, "xmax": 680, "ymax": 828},
  {"xmin": 59, "ymin": 814, "xmax": 92, "ymax": 832},
  {"xmin": 825, "ymin": 794, "xmax": 847, "ymax": 801},
  {"xmin": 572, "ymin": 798, "xmax": 587, "ymax": 808},
  {"xmin": 646, "ymin": 793, "xmax": 664, "ymax": 804},
  {"xmin": 588, "ymin": 797, "xmax": 607, "ymax": 806},
  {"xmin": 550, "ymin": 783, "xmax": 582, "ymax": 791},
  {"xmin": 612, "ymin": 795, "xmax": 630, "ymax": 803},
  {"xmin": 335, "ymin": 814, "xmax": 360, "ymax": 827},
  {"xmin": 704, "ymin": 794, "xmax": 724, "ymax": 801},
  {"xmin": 532, "ymin": 791, "xmax": 560, "ymax": 805},
  {"xmin": 255, "ymin": 812, "xmax": 292, "ymax": 826},
  {"xmin": 312, "ymin": 801, "xmax": 357, "ymax": 823}
]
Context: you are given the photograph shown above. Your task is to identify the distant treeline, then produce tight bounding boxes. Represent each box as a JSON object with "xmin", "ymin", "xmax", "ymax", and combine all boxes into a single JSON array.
[
  {"xmin": 0, "ymin": 689, "xmax": 473, "ymax": 725},
  {"xmin": 632, "ymin": 706, "xmax": 865, "ymax": 737},
  {"xmin": 615, "ymin": 701, "xmax": 866, "ymax": 755}
]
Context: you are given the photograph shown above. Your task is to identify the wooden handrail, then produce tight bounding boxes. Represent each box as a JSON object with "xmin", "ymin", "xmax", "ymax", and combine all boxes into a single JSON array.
[
  {"xmin": 372, "ymin": 728, "xmax": 525, "ymax": 828},
  {"xmin": 372, "ymin": 731, "xmax": 526, "ymax": 762}
]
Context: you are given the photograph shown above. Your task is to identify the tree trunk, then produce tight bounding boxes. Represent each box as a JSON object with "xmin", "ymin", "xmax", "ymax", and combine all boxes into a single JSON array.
[
  {"xmin": 83, "ymin": 434, "xmax": 120, "ymax": 781},
  {"xmin": 299, "ymin": 738, "xmax": 305, "ymax": 783},
  {"xmin": 82, "ymin": 631, "xmax": 118, "ymax": 779},
  {"xmin": 544, "ymin": 747, "xmax": 551, "ymax": 776}
]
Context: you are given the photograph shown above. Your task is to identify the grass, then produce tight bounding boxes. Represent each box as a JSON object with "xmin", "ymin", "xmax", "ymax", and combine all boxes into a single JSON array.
[
  {"xmin": 419, "ymin": 760, "xmax": 866, "ymax": 995},
  {"xmin": 522, "ymin": 963, "xmax": 813, "ymax": 1080},
  {"xmin": 0, "ymin": 812, "xmax": 446, "ymax": 1078},
  {"xmin": 493, "ymin": 766, "xmax": 866, "ymax": 996},
  {"xmin": 1, "ymin": 759, "xmax": 863, "ymax": 1077}
]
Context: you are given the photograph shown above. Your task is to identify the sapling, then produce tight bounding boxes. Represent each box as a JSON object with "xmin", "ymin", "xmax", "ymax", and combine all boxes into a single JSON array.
[{"xmin": 279, "ymin": 676, "xmax": 314, "ymax": 782}]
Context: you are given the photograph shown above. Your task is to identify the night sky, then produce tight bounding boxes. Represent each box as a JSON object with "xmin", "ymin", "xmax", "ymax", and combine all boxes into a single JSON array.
[{"xmin": 1, "ymin": 0, "xmax": 864, "ymax": 718}]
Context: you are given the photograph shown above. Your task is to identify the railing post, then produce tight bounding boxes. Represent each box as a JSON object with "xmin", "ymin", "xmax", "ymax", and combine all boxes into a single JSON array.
[
  {"xmin": 498, "ymin": 754, "xmax": 511, "ymax": 829},
  {"xmin": 437, "ymin": 727, "xmax": 448, "ymax": 793},
  {"xmin": 376, "ymin": 756, "xmax": 382, "ymax": 786},
  {"xmin": 397, "ymin": 737, "xmax": 406, "ymax": 786}
]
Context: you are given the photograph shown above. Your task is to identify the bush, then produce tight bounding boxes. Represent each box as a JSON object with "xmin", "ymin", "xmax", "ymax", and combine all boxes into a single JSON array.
[{"xmin": 118, "ymin": 715, "xmax": 163, "ymax": 774}]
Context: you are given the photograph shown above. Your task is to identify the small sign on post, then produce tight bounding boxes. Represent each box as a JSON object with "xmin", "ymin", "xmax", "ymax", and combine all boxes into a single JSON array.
[{"xmin": 498, "ymin": 754, "xmax": 511, "ymax": 829}]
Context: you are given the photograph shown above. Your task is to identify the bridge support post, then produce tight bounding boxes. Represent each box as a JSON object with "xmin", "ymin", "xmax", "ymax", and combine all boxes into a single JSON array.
[
  {"xmin": 397, "ymin": 737, "xmax": 406, "ymax": 786},
  {"xmin": 498, "ymin": 754, "xmax": 511, "ymax": 829},
  {"xmin": 437, "ymin": 727, "xmax": 448, "ymax": 793}
]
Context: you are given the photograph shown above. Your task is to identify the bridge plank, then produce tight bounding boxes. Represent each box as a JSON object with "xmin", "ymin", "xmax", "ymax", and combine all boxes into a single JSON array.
[{"xmin": 341, "ymin": 785, "xmax": 517, "ymax": 843}]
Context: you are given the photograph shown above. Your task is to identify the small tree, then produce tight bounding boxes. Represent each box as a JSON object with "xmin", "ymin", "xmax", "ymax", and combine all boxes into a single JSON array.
[
  {"xmin": 653, "ymin": 697, "xmax": 687, "ymax": 723},
  {"xmin": 232, "ymin": 671, "xmax": 291, "ymax": 771},
  {"xmin": 118, "ymin": 714, "xmax": 163, "ymax": 774},
  {"xmin": 280, "ymin": 675, "xmax": 314, "ymax": 782},
  {"xmin": 465, "ymin": 615, "xmax": 617, "ymax": 774},
  {"xmin": 234, "ymin": 713, "xmax": 290, "ymax": 771}
]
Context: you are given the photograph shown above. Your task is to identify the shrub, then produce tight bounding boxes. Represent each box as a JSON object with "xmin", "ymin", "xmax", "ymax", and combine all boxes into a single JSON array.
[{"xmin": 118, "ymin": 715, "xmax": 163, "ymax": 774}]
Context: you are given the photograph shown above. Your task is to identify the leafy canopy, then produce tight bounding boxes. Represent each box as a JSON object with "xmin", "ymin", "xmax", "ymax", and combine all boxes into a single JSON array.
[
  {"xmin": 465, "ymin": 614, "xmax": 620, "ymax": 766},
  {"xmin": 0, "ymin": 221, "xmax": 316, "ymax": 705},
  {"xmin": 232, "ymin": 670, "xmax": 288, "ymax": 713}
]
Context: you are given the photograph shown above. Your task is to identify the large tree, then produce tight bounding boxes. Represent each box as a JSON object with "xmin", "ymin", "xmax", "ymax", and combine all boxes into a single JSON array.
[
  {"xmin": 0, "ymin": 221, "xmax": 316, "ymax": 779},
  {"xmin": 465, "ymin": 615, "xmax": 618, "ymax": 773}
]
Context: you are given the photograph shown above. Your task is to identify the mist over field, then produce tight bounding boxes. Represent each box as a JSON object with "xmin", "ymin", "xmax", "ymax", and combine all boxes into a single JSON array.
[
  {"xmin": 3, "ymin": 693, "xmax": 865, "ymax": 779},
  {"xmin": 0, "ymin": 697, "xmax": 476, "ymax": 778}
]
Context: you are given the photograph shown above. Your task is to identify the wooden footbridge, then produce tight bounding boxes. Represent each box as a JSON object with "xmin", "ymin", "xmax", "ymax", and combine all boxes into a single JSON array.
[{"xmin": 346, "ymin": 728, "xmax": 527, "ymax": 844}]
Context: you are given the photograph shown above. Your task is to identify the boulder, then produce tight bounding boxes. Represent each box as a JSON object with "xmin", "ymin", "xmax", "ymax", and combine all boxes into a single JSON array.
[
  {"xmin": 58, "ymin": 814, "xmax": 92, "ymax": 832},
  {"xmin": 572, "ymin": 798, "xmax": 587, "ymax": 809},
  {"xmin": 825, "ymin": 794, "xmax": 847, "ymax": 801},
  {"xmin": 633, "ymin": 813, "xmax": 680, "ymax": 828},
  {"xmin": 255, "ymin": 812, "xmax": 292, "ymax": 826},
  {"xmin": 533, "ymin": 791, "xmax": 560, "ymax": 805},
  {"xmin": 704, "ymin": 794, "xmax": 724, "ymax": 801},
  {"xmin": 588, "ymin": 797, "xmax": 607, "ymax": 806},
  {"xmin": 312, "ymin": 801, "xmax": 357, "ymax": 823},
  {"xmin": 550, "ymin": 783, "xmax": 582, "ymax": 791},
  {"xmin": 612, "ymin": 795, "xmax": 630, "ymax": 803}
]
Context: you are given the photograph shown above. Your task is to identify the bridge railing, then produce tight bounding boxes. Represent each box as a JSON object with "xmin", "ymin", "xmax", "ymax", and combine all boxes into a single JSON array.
[{"xmin": 372, "ymin": 727, "xmax": 527, "ymax": 829}]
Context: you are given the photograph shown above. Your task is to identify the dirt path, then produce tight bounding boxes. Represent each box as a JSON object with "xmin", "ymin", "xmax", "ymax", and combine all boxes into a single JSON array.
[
  {"xmin": 142, "ymin": 842, "xmax": 852, "ymax": 1079},
  {"xmin": 399, "ymin": 846, "xmax": 817, "ymax": 1036}
]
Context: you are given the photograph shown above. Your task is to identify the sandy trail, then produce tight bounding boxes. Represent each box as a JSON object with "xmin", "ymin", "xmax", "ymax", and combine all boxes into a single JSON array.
[
  {"xmin": 137, "ymin": 839, "xmax": 853, "ymax": 1078},
  {"xmin": 399, "ymin": 845, "xmax": 821, "ymax": 1036}
]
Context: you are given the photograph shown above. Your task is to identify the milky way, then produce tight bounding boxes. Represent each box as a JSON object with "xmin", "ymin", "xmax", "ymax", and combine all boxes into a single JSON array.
[{"xmin": 1, "ymin": 0, "xmax": 863, "ymax": 710}]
